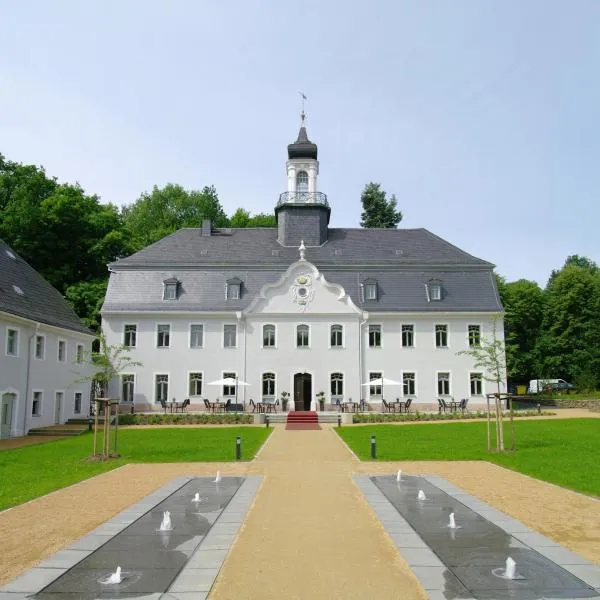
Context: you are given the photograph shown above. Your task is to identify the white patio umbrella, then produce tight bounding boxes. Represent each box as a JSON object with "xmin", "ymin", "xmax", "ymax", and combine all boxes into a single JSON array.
[
  {"xmin": 361, "ymin": 377, "xmax": 402, "ymax": 401},
  {"xmin": 207, "ymin": 377, "xmax": 250, "ymax": 406}
]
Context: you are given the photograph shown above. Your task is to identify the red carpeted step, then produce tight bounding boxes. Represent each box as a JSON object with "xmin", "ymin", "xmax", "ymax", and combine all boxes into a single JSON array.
[{"xmin": 286, "ymin": 411, "xmax": 319, "ymax": 424}]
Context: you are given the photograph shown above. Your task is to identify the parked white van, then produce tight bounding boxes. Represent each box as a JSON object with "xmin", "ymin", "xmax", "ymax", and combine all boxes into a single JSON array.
[{"xmin": 528, "ymin": 379, "xmax": 574, "ymax": 393}]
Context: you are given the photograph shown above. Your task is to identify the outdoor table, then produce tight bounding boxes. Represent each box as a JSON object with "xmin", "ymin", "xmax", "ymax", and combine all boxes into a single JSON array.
[
  {"xmin": 262, "ymin": 401, "xmax": 277, "ymax": 413},
  {"xmin": 210, "ymin": 401, "xmax": 226, "ymax": 413},
  {"xmin": 342, "ymin": 401, "xmax": 359, "ymax": 413},
  {"xmin": 167, "ymin": 401, "xmax": 178, "ymax": 413},
  {"xmin": 447, "ymin": 400, "xmax": 460, "ymax": 412}
]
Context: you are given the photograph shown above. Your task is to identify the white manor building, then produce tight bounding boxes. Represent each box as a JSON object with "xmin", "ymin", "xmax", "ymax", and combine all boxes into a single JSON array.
[
  {"xmin": 0, "ymin": 241, "xmax": 94, "ymax": 438},
  {"xmin": 101, "ymin": 118, "xmax": 505, "ymax": 411}
]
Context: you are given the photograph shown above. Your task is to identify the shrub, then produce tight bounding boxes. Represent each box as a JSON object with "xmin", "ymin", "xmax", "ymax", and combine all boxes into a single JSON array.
[
  {"xmin": 352, "ymin": 410, "xmax": 554, "ymax": 424},
  {"xmin": 120, "ymin": 413, "xmax": 254, "ymax": 426}
]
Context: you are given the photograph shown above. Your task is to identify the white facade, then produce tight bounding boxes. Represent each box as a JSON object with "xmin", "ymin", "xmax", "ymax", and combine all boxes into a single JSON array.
[
  {"xmin": 0, "ymin": 311, "xmax": 94, "ymax": 437},
  {"xmin": 103, "ymin": 261, "xmax": 504, "ymax": 410}
]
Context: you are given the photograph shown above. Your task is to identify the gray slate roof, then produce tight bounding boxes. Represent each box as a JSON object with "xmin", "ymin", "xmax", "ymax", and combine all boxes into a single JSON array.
[
  {"xmin": 102, "ymin": 268, "xmax": 502, "ymax": 313},
  {"xmin": 110, "ymin": 227, "xmax": 494, "ymax": 269},
  {"xmin": 0, "ymin": 240, "xmax": 92, "ymax": 335}
]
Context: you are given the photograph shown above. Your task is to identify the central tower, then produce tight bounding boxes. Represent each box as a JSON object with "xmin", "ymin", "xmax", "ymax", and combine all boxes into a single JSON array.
[{"xmin": 276, "ymin": 112, "xmax": 330, "ymax": 247}]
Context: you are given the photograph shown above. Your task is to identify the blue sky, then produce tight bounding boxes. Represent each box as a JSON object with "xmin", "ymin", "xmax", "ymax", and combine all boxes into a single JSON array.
[{"xmin": 1, "ymin": 1, "xmax": 598, "ymax": 285}]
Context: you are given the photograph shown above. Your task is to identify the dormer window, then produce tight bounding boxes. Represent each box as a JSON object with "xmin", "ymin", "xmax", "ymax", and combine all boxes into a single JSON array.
[
  {"xmin": 362, "ymin": 278, "xmax": 378, "ymax": 302},
  {"xmin": 427, "ymin": 279, "xmax": 443, "ymax": 302},
  {"xmin": 163, "ymin": 277, "xmax": 179, "ymax": 301},
  {"xmin": 226, "ymin": 277, "xmax": 242, "ymax": 300}
]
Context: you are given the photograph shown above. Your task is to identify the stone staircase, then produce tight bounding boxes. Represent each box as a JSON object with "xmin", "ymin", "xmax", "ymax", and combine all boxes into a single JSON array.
[
  {"xmin": 264, "ymin": 411, "xmax": 340, "ymax": 424},
  {"xmin": 27, "ymin": 423, "xmax": 88, "ymax": 437}
]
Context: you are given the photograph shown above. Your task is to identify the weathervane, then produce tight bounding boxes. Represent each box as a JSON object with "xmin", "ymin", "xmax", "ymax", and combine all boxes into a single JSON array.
[
  {"xmin": 299, "ymin": 91, "xmax": 307, "ymax": 125},
  {"xmin": 299, "ymin": 240, "xmax": 306, "ymax": 261}
]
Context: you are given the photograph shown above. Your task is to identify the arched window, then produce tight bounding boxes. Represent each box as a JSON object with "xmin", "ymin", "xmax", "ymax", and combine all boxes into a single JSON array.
[
  {"xmin": 263, "ymin": 324, "xmax": 276, "ymax": 348},
  {"xmin": 296, "ymin": 170, "xmax": 309, "ymax": 193},
  {"xmin": 330, "ymin": 324, "xmax": 343, "ymax": 348},
  {"xmin": 297, "ymin": 324, "xmax": 309, "ymax": 347},
  {"xmin": 262, "ymin": 372, "xmax": 276, "ymax": 397},
  {"xmin": 331, "ymin": 372, "xmax": 344, "ymax": 397}
]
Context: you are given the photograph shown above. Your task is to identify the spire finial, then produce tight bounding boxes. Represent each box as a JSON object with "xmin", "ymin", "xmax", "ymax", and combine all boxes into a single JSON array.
[
  {"xmin": 299, "ymin": 240, "xmax": 306, "ymax": 261},
  {"xmin": 299, "ymin": 91, "xmax": 307, "ymax": 126}
]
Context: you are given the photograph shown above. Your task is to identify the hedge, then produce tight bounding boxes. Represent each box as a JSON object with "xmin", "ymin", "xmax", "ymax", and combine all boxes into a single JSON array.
[
  {"xmin": 118, "ymin": 413, "xmax": 254, "ymax": 425},
  {"xmin": 352, "ymin": 410, "xmax": 555, "ymax": 423}
]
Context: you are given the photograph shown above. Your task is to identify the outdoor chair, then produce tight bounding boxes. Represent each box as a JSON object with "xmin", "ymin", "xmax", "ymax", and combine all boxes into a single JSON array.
[
  {"xmin": 249, "ymin": 399, "xmax": 256, "ymax": 413},
  {"xmin": 438, "ymin": 398, "xmax": 448, "ymax": 414},
  {"xmin": 382, "ymin": 399, "xmax": 393, "ymax": 413},
  {"xmin": 359, "ymin": 399, "xmax": 368, "ymax": 412},
  {"xmin": 177, "ymin": 398, "xmax": 190, "ymax": 413},
  {"xmin": 224, "ymin": 399, "xmax": 231, "ymax": 413},
  {"xmin": 203, "ymin": 398, "xmax": 211, "ymax": 413},
  {"xmin": 160, "ymin": 399, "xmax": 168, "ymax": 414},
  {"xmin": 404, "ymin": 398, "xmax": 413, "ymax": 413},
  {"xmin": 460, "ymin": 398, "xmax": 468, "ymax": 413}
]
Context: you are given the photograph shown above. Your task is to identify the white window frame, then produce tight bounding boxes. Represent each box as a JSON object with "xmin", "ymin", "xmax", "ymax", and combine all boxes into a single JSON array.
[
  {"xmin": 76, "ymin": 344, "xmax": 84, "ymax": 364},
  {"xmin": 188, "ymin": 371, "xmax": 204, "ymax": 397},
  {"xmin": 468, "ymin": 324, "xmax": 482, "ymax": 348},
  {"xmin": 163, "ymin": 282, "xmax": 177, "ymax": 301},
  {"xmin": 189, "ymin": 323, "xmax": 204, "ymax": 349},
  {"xmin": 368, "ymin": 324, "xmax": 382, "ymax": 348},
  {"xmin": 296, "ymin": 170, "xmax": 309, "ymax": 193},
  {"xmin": 401, "ymin": 324, "xmax": 415, "ymax": 348},
  {"xmin": 123, "ymin": 324, "xmax": 137, "ymax": 348},
  {"xmin": 469, "ymin": 372, "xmax": 484, "ymax": 396},
  {"xmin": 121, "ymin": 373, "xmax": 135, "ymax": 403},
  {"xmin": 436, "ymin": 371, "xmax": 452, "ymax": 396},
  {"xmin": 5, "ymin": 327, "xmax": 19, "ymax": 357},
  {"xmin": 31, "ymin": 389, "xmax": 43, "ymax": 417},
  {"xmin": 223, "ymin": 324, "xmax": 238, "ymax": 348},
  {"xmin": 262, "ymin": 372, "xmax": 276, "ymax": 399},
  {"xmin": 73, "ymin": 390, "xmax": 83, "ymax": 415},
  {"xmin": 330, "ymin": 324, "xmax": 344, "ymax": 349},
  {"xmin": 222, "ymin": 371, "xmax": 237, "ymax": 398},
  {"xmin": 435, "ymin": 324, "xmax": 449, "ymax": 348},
  {"xmin": 34, "ymin": 334, "xmax": 46, "ymax": 360},
  {"xmin": 154, "ymin": 373, "xmax": 170, "ymax": 403},
  {"xmin": 57, "ymin": 338, "xmax": 67, "ymax": 362},
  {"xmin": 54, "ymin": 390, "xmax": 64, "ymax": 422},
  {"xmin": 369, "ymin": 371, "xmax": 383, "ymax": 399},
  {"xmin": 330, "ymin": 372, "xmax": 344, "ymax": 399},
  {"xmin": 156, "ymin": 324, "xmax": 171, "ymax": 348},
  {"xmin": 262, "ymin": 324, "xmax": 277, "ymax": 348},
  {"xmin": 402, "ymin": 371, "xmax": 416, "ymax": 396},
  {"xmin": 296, "ymin": 323, "xmax": 310, "ymax": 348},
  {"xmin": 365, "ymin": 283, "xmax": 377, "ymax": 301},
  {"xmin": 430, "ymin": 283, "xmax": 442, "ymax": 301},
  {"xmin": 226, "ymin": 282, "xmax": 241, "ymax": 300}
]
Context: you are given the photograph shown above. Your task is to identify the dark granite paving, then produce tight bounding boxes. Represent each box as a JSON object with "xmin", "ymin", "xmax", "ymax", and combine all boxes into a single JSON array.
[
  {"xmin": 33, "ymin": 477, "xmax": 243, "ymax": 599},
  {"xmin": 372, "ymin": 475, "xmax": 598, "ymax": 600}
]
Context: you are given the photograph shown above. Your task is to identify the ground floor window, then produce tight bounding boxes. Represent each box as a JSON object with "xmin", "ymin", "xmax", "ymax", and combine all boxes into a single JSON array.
[
  {"xmin": 331, "ymin": 372, "xmax": 344, "ymax": 397},
  {"xmin": 155, "ymin": 374, "xmax": 169, "ymax": 402},
  {"xmin": 470, "ymin": 372, "xmax": 483, "ymax": 395},
  {"xmin": 437, "ymin": 372, "xmax": 450, "ymax": 396},
  {"xmin": 122, "ymin": 374, "xmax": 134, "ymax": 403},
  {"xmin": 32, "ymin": 391, "xmax": 42, "ymax": 416},
  {"xmin": 189, "ymin": 372, "xmax": 203, "ymax": 396},
  {"xmin": 403, "ymin": 372, "xmax": 415, "ymax": 395},
  {"xmin": 369, "ymin": 372, "xmax": 382, "ymax": 398},
  {"xmin": 262, "ymin": 372, "xmax": 276, "ymax": 397},
  {"xmin": 74, "ymin": 392, "xmax": 82, "ymax": 414},
  {"xmin": 223, "ymin": 372, "xmax": 236, "ymax": 397}
]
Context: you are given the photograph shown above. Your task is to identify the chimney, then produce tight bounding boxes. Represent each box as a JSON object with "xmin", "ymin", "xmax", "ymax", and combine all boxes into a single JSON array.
[{"xmin": 201, "ymin": 219, "xmax": 211, "ymax": 237}]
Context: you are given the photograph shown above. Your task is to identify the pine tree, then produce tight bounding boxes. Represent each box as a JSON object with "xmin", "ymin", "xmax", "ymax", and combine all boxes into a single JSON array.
[{"xmin": 360, "ymin": 182, "xmax": 403, "ymax": 228}]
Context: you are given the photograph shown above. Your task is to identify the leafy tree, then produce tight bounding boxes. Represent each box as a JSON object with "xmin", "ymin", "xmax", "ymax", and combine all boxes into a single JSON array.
[
  {"xmin": 502, "ymin": 279, "xmax": 544, "ymax": 382},
  {"xmin": 0, "ymin": 155, "xmax": 128, "ymax": 294},
  {"xmin": 229, "ymin": 208, "xmax": 276, "ymax": 228},
  {"xmin": 538, "ymin": 262, "xmax": 600, "ymax": 386},
  {"xmin": 359, "ymin": 182, "xmax": 403, "ymax": 228},
  {"xmin": 121, "ymin": 183, "xmax": 227, "ymax": 250},
  {"xmin": 65, "ymin": 280, "xmax": 108, "ymax": 331}
]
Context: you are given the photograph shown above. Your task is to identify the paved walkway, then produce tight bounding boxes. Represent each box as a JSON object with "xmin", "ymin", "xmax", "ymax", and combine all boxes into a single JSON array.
[{"xmin": 210, "ymin": 425, "xmax": 427, "ymax": 599}]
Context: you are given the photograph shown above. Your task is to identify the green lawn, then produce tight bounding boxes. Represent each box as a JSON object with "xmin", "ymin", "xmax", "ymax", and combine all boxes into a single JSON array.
[
  {"xmin": 337, "ymin": 419, "xmax": 600, "ymax": 497},
  {"xmin": 0, "ymin": 427, "xmax": 271, "ymax": 511}
]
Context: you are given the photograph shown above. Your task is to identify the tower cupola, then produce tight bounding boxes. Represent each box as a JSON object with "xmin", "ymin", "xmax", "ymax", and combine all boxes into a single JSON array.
[{"xmin": 276, "ymin": 109, "xmax": 329, "ymax": 247}]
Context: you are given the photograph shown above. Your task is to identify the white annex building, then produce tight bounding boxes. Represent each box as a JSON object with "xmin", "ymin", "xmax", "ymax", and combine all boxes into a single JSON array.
[
  {"xmin": 0, "ymin": 241, "xmax": 94, "ymax": 438},
  {"xmin": 101, "ymin": 117, "xmax": 505, "ymax": 412}
]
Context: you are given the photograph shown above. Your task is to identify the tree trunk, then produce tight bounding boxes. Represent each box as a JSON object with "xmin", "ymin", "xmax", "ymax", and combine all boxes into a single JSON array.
[
  {"xmin": 497, "ymin": 388, "xmax": 505, "ymax": 453},
  {"xmin": 93, "ymin": 401, "xmax": 99, "ymax": 457},
  {"xmin": 486, "ymin": 395, "xmax": 491, "ymax": 452},
  {"xmin": 509, "ymin": 395, "xmax": 516, "ymax": 451},
  {"xmin": 494, "ymin": 395, "xmax": 501, "ymax": 453},
  {"xmin": 114, "ymin": 402, "xmax": 119, "ymax": 455}
]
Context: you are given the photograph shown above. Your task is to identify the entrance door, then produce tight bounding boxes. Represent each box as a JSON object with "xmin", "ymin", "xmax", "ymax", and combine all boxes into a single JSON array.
[
  {"xmin": 0, "ymin": 393, "xmax": 14, "ymax": 439},
  {"xmin": 54, "ymin": 392, "xmax": 63, "ymax": 424},
  {"xmin": 293, "ymin": 373, "xmax": 312, "ymax": 411}
]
